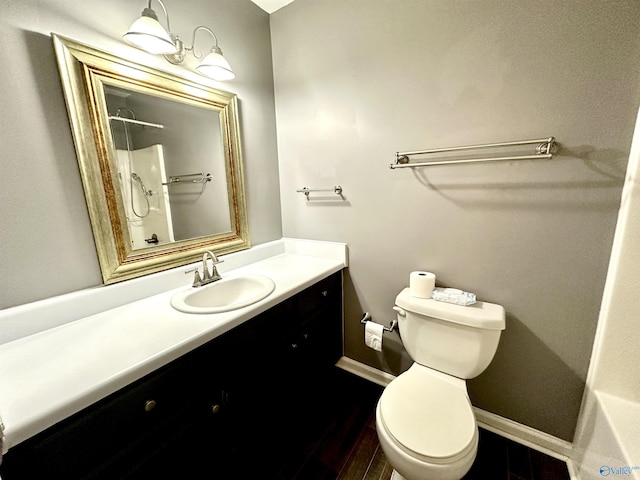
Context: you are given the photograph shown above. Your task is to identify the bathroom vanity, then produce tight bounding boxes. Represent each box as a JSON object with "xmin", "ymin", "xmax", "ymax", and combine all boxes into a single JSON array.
[{"xmin": 0, "ymin": 240, "xmax": 346, "ymax": 479}]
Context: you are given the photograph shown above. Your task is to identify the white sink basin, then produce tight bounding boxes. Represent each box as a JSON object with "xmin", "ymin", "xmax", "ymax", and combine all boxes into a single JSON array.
[{"xmin": 171, "ymin": 274, "xmax": 275, "ymax": 314}]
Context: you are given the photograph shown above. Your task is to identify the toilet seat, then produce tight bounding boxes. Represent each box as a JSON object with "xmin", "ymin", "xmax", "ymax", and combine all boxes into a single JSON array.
[{"xmin": 379, "ymin": 364, "xmax": 477, "ymax": 464}]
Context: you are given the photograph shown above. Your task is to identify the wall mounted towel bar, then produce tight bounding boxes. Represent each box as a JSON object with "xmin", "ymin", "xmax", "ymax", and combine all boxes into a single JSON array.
[
  {"xmin": 296, "ymin": 185, "xmax": 343, "ymax": 198},
  {"xmin": 163, "ymin": 173, "xmax": 212, "ymax": 185},
  {"xmin": 360, "ymin": 312, "xmax": 397, "ymax": 333},
  {"xmin": 390, "ymin": 137, "xmax": 557, "ymax": 169}
]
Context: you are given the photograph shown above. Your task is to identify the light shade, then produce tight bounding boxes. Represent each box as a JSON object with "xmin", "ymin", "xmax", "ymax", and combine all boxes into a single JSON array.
[
  {"xmin": 195, "ymin": 46, "xmax": 235, "ymax": 81},
  {"xmin": 123, "ymin": 10, "xmax": 177, "ymax": 55}
]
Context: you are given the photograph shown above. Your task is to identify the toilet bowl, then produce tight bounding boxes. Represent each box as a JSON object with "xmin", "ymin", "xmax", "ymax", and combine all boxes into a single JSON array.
[
  {"xmin": 376, "ymin": 364, "xmax": 478, "ymax": 480},
  {"xmin": 376, "ymin": 288, "xmax": 505, "ymax": 480}
]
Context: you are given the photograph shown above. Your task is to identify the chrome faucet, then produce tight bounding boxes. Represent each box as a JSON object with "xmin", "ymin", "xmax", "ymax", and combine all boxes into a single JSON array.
[{"xmin": 191, "ymin": 250, "xmax": 223, "ymax": 287}]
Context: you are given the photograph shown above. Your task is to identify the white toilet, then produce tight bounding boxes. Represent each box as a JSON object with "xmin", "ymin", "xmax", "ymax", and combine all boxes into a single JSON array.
[{"xmin": 376, "ymin": 288, "xmax": 506, "ymax": 480}]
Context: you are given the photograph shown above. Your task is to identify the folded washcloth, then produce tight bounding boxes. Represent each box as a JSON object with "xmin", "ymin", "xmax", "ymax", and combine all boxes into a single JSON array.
[{"xmin": 431, "ymin": 288, "xmax": 476, "ymax": 306}]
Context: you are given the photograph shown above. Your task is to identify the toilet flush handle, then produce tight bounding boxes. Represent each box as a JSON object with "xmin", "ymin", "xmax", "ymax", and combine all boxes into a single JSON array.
[{"xmin": 393, "ymin": 306, "xmax": 406, "ymax": 316}]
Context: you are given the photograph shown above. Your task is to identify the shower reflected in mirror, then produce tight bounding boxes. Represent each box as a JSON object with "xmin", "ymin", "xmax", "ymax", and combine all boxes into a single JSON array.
[{"xmin": 108, "ymin": 106, "xmax": 175, "ymax": 250}]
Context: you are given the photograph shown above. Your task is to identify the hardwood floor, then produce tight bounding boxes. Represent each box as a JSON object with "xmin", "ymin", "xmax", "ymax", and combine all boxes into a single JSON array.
[
  {"xmin": 270, "ymin": 368, "xmax": 571, "ymax": 480},
  {"xmin": 461, "ymin": 428, "xmax": 570, "ymax": 480},
  {"xmin": 272, "ymin": 368, "xmax": 390, "ymax": 480}
]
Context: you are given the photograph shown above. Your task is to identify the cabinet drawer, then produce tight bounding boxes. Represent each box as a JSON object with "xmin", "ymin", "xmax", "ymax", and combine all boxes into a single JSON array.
[
  {"xmin": 291, "ymin": 307, "xmax": 342, "ymax": 366},
  {"xmin": 295, "ymin": 272, "xmax": 342, "ymax": 318}
]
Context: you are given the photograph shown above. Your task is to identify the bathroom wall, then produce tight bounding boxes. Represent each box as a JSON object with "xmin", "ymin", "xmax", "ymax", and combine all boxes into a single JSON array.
[
  {"xmin": 2, "ymin": 0, "xmax": 640, "ymax": 446},
  {"xmin": 586, "ymin": 108, "xmax": 640, "ymax": 404},
  {"xmin": 271, "ymin": 0, "xmax": 640, "ymax": 441},
  {"xmin": 0, "ymin": 0, "xmax": 282, "ymax": 308},
  {"xmin": 571, "ymin": 106, "xmax": 640, "ymax": 480}
]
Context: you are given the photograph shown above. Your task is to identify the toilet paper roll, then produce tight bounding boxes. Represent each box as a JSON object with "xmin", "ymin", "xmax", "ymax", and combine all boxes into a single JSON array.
[
  {"xmin": 364, "ymin": 321, "xmax": 384, "ymax": 352},
  {"xmin": 410, "ymin": 271, "xmax": 436, "ymax": 298}
]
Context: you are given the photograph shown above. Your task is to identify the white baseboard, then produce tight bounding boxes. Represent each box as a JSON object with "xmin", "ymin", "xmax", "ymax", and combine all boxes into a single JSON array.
[
  {"xmin": 472, "ymin": 407, "xmax": 573, "ymax": 461},
  {"xmin": 335, "ymin": 356, "xmax": 396, "ymax": 387},
  {"xmin": 335, "ymin": 356, "xmax": 574, "ymax": 466}
]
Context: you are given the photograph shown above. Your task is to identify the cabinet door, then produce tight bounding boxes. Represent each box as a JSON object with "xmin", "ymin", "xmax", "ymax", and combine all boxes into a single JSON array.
[
  {"xmin": 213, "ymin": 272, "xmax": 343, "ymax": 477},
  {"xmin": 289, "ymin": 272, "xmax": 343, "ymax": 372}
]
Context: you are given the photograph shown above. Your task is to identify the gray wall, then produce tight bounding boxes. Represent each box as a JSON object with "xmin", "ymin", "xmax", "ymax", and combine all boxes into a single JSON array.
[
  {"xmin": 0, "ymin": 0, "xmax": 282, "ymax": 308},
  {"xmin": 271, "ymin": 0, "xmax": 640, "ymax": 441},
  {"xmin": 2, "ymin": 0, "xmax": 640, "ymax": 445}
]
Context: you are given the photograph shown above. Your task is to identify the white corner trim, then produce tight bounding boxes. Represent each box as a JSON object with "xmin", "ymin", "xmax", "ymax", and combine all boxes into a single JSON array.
[
  {"xmin": 336, "ymin": 356, "xmax": 574, "ymax": 464},
  {"xmin": 566, "ymin": 458, "xmax": 581, "ymax": 480}
]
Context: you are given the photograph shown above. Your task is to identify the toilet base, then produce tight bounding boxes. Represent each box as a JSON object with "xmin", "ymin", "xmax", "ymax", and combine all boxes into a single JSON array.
[{"xmin": 391, "ymin": 470, "xmax": 407, "ymax": 480}]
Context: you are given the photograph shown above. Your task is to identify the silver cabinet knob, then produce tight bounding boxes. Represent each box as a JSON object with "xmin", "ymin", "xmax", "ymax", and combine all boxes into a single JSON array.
[{"xmin": 144, "ymin": 400, "xmax": 157, "ymax": 412}]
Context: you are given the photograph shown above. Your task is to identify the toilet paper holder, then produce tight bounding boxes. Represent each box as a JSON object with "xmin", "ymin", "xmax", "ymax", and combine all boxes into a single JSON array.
[{"xmin": 360, "ymin": 312, "xmax": 397, "ymax": 333}]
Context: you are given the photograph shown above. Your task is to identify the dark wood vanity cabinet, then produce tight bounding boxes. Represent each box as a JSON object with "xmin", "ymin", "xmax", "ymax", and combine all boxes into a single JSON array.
[
  {"xmin": 0, "ymin": 348, "xmax": 232, "ymax": 480},
  {"xmin": 215, "ymin": 272, "xmax": 343, "ymax": 476},
  {"xmin": 0, "ymin": 271, "xmax": 342, "ymax": 480}
]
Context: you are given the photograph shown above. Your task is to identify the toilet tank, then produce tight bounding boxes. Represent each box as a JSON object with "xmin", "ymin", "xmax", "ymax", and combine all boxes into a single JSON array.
[{"xmin": 395, "ymin": 288, "xmax": 505, "ymax": 379}]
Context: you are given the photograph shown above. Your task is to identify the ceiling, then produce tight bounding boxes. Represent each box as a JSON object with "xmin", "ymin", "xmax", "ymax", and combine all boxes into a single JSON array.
[{"xmin": 250, "ymin": 0, "xmax": 296, "ymax": 14}]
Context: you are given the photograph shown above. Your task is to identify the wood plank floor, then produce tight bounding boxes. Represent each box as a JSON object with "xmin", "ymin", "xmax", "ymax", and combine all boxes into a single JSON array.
[{"xmin": 272, "ymin": 368, "xmax": 571, "ymax": 480}]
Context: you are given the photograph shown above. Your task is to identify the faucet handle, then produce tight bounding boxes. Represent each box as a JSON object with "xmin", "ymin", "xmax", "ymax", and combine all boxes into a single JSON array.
[{"xmin": 191, "ymin": 269, "xmax": 203, "ymax": 287}]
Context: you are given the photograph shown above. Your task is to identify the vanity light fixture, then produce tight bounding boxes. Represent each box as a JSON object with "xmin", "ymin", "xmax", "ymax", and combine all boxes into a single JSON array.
[
  {"xmin": 165, "ymin": 26, "xmax": 235, "ymax": 81},
  {"xmin": 123, "ymin": 0, "xmax": 177, "ymax": 55},
  {"xmin": 123, "ymin": 0, "xmax": 235, "ymax": 81}
]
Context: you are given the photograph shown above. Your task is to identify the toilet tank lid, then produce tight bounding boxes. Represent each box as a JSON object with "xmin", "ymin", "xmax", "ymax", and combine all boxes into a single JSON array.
[{"xmin": 396, "ymin": 288, "xmax": 505, "ymax": 330}]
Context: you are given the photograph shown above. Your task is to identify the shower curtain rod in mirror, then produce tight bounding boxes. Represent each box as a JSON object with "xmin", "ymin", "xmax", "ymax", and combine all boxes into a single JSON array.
[{"xmin": 108, "ymin": 116, "xmax": 164, "ymax": 129}]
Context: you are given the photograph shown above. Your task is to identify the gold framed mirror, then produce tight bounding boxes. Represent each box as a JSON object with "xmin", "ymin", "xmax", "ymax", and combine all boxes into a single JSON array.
[{"xmin": 53, "ymin": 34, "xmax": 249, "ymax": 284}]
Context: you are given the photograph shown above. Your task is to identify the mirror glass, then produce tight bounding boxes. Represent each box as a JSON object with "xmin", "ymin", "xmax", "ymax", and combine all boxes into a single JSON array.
[
  {"xmin": 53, "ymin": 34, "xmax": 249, "ymax": 284},
  {"xmin": 104, "ymin": 85, "xmax": 231, "ymax": 250}
]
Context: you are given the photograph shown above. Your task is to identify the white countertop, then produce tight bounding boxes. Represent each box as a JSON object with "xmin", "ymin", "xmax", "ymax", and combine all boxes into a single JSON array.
[{"xmin": 0, "ymin": 239, "xmax": 347, "ymax": 452}]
